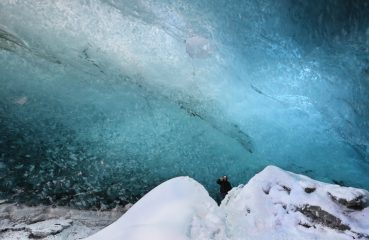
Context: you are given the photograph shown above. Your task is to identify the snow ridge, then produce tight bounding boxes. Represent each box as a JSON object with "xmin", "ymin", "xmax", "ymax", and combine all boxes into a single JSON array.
[{"xmin": 87, "ymin": 166, "xmax": 369, "ymax": 240}]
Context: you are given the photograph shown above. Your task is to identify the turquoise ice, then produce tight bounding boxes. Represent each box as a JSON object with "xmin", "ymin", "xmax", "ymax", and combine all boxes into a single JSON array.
[{"xmin": 0, "ymin": 0, "xmax": 368, "ymax": 209}]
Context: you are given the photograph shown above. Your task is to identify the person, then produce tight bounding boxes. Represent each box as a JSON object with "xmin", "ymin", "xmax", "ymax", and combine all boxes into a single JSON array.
[{"xmin": 216, "ymin": 175, "xmax": 232, "ymax": 202}]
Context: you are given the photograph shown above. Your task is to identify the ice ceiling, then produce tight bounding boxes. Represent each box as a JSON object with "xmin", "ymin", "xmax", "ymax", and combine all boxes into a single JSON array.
[{"xmin": 0, "ymin": 0, "xmax": 369, "ymax": 209}]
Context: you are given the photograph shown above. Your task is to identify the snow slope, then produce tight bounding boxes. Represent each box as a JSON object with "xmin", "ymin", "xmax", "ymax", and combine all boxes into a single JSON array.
[
  {"xmin": 86, "ymin": 177, "xmax": 226, "ymax": 240},
  {"xmin": 222, "ymin": 166, "xmax": 369, "ymax": 240},
  {"xmin": 86, "ymin": 166, "xmax": 369, "ymax": 240}
]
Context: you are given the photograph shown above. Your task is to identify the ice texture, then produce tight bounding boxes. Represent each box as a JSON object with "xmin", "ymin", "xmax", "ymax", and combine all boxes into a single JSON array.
[{"xmin": 0, "ymin": 0, "xmax": 369, "ymax": 208}]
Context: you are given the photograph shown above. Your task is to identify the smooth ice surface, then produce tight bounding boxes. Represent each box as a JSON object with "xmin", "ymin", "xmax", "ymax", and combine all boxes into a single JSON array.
[
  {"xmin": 0, "ymin": 0, "xmax": 369, "ymax": 208},
  {"xmin": 87, "ymin": 166, "xmax": 369, "ymax": 240}
]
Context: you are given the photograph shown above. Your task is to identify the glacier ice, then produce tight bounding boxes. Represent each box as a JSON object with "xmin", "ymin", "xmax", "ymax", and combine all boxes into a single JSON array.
[
  {"xmin": 185, "ymin": 36, "xmax": 213, "ymax": 59},
  {"xmin": 0, "ymin": 0, "xmax": 369, "ymax": 208}
]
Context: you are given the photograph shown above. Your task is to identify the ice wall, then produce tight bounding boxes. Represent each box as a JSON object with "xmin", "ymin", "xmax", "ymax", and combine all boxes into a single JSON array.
[{"xmin": 0, "ymin": 0, "xmax": 368, "ymax": 208}]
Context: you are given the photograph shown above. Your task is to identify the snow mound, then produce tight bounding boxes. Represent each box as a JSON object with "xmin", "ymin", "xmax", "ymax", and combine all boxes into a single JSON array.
[
  {"xmin": 86, "ymin": 166, "xmax": 369, "ymax": 240},
  {"xmin": 86, "ymin": 176, "xmax": 226, "ymax": 240},
  {"xmin": 222, "ymin": 165, "xmax": 369, "ymax": 239}
]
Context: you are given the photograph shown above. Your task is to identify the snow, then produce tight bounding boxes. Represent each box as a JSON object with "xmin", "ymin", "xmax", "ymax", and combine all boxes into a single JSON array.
[
  {"xmin": 27, "ymin": 218, "xmax": 72, "ymax": 238},
  {"xmin": 86, "ymin": 177, "xmax": 226, "ymax": 240},
  {"xmin": 0, "ymin": 203, "xmax": 125, "ymax": 240},
  {"xmin": 222, "ymin": 166, "xmax": 369, "ymax": 239},
  {"xmin": 0, "ymin": 166, "xmax": 368, "ymax": 240},
  {"xmin": 87, "ymin": 166, "xmax": 369, "ymax": 240}
]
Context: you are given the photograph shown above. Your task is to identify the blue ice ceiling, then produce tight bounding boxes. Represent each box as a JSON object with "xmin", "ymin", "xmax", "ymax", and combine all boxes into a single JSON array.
[{"xmin": 0, "ymin": 0, "xmax": 368, "ymax": 208}]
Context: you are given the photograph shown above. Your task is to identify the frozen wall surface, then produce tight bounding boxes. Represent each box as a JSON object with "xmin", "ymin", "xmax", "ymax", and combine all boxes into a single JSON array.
[{"xmin": 0, "ymin": 0, "xmax": 369, "ymax": 208}]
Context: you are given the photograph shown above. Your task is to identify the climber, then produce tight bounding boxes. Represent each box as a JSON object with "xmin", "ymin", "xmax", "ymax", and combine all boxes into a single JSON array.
[{"xmin": 217, "ymin": 175, "xmax": 232, "ymax": 203}]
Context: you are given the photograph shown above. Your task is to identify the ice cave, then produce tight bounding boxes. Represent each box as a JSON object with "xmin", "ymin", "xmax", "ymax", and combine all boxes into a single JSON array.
[{"xmin": 0, "ymin": 0, "xmax": 369, "ymax": 239}]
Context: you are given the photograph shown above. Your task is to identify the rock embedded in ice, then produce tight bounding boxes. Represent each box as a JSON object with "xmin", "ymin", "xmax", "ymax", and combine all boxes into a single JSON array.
[{"xmin": 297, "ymin": 205, "xmax": 350, "ymax": 231}]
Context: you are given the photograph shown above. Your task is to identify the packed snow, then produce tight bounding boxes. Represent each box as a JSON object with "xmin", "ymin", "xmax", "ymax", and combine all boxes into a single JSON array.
[
  {"xmin": 86, "ymin": 166, "xmax": 369, "ymax": 240},
  {"xmin": 221, "ymin": 166, "xmax": 369, "ymax": 240},
  {"xmin": 86, "ymin": 177, "xmax": 225, "ymax": 240}
]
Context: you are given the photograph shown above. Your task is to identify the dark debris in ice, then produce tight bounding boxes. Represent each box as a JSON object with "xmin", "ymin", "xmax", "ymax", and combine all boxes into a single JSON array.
[{"xmin": 176, "ymin": 100, "xmax": 254, "ymax": 153}]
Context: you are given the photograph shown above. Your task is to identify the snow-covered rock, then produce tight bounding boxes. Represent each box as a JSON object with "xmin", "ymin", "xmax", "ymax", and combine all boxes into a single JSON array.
[
  {"xmin": 0, "ymin": 218, "xmax": 72, "ymax": 239},
  {"xmin": 0, "ymin": 203, "xmax": 125, "ymax": 240},
  {"xmin": 222, "ymin": 166, "xmax": 369, "ymax": 240},
  {"xmin": 87, "ymin": 166, "xmax": 369, "ymax": 240},
  {"xmin": 27, "ymin": 218, "xmax": 72, "ymax": 238}
]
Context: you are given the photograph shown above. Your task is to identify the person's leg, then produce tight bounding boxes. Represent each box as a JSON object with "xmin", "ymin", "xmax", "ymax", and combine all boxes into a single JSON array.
[
  {"xmin": 219, "ymin": 192, "xmax": 226, "ymax": 204},
  {"xmin": 216, "ymin": 192, "xmax": 226, "ymax": 205},
  {"xmin": 216, "ymin": 193, "xmax": 221, "ymax": 205},
  {"xmin": 221, "ymin": 192, "xmax": 226, "ymax": 199}
]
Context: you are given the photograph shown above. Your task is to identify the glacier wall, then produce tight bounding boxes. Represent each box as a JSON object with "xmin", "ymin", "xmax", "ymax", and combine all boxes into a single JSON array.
[{"xmin": 0, "ymin": 0, "xmax": 369, "ymax": 208}]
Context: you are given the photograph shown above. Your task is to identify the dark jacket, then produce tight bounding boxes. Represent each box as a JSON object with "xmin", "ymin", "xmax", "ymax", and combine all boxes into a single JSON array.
[{"xmin": 217, "ymin": 178, "xmax": 232, "ymax": 194}]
